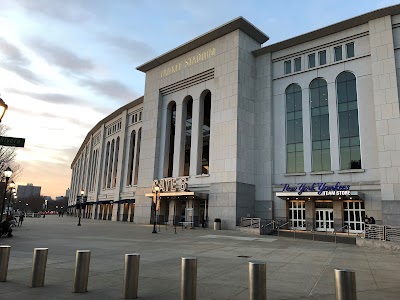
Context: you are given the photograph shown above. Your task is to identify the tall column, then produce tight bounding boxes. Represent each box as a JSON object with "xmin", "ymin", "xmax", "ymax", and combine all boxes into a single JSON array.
[
  {"xmin": 158, "ymin": 99, "xmax": 169, "ymax": 179},
  {"xmin": 369, "ymin": 16, "xmax": 400, "ymax": 225},
  {"xmin": 190, "ymin": 98, "xmax": 202, "ymax": 176},
  {"xmin": 305, "ymin": 200, "xmax": 315, "ymax": 230},
  {"xmin": 169, "ymin": 200, "xmax": 176, "ymax": 224},
  {"xmin": 333, "ymin": 201, "xmax": 343, "ymax": 232},
  {"xmin": 173, "ymin": 102, "xmax": 184, "ymax": 177},
  {"xmin": 302, "ymin": 88, "xmax": 311, "ymax": 173}
]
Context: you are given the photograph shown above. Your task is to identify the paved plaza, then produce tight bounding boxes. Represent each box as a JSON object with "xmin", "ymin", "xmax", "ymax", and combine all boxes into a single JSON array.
[{"xmin": 0, "ymin": 216, "xmax": 400, "ymax": 299}]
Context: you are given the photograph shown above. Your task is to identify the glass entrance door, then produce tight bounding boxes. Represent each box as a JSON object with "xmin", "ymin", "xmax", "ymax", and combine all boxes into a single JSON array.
[{"xmin": 315, "ymin": 201, "xmax": 334, "ymax": 231}]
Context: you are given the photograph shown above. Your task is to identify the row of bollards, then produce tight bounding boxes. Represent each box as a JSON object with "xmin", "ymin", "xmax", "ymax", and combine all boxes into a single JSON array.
[{"xmin": 1, "ymin": 244, "xmax": 357, "ymax": 299}]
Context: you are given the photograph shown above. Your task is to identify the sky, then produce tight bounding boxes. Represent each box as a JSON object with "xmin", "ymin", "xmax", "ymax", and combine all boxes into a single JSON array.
[{"xmin": 0, "ymin": 0, "xmax": 398, "ymax": 198}]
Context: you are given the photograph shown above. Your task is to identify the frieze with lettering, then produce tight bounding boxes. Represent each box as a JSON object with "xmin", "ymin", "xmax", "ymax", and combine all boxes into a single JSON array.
[
  {"xmin": 160, "ymin": 47, "xmax": 216, "ymax": 78},
  {"xmin": 281, "ymin": 182, "xmax": 351, "ymax": 196}
]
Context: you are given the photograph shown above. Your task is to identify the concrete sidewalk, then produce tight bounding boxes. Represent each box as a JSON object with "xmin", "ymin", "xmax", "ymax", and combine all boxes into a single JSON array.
[{"xmin": 0, "ymin": 215, "xmax": 400, "ymax": 299}]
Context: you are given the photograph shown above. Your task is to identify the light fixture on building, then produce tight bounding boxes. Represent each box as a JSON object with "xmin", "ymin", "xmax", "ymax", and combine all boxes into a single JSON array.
[{"xmin": 0, "ymin": 97, "xmax": 8, "ymax": 123}]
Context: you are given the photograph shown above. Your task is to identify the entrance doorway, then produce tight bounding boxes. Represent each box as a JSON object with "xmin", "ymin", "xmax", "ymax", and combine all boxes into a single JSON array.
[{"xmin": 315, "ymin": 201, "xmax": 334, "ymax": 231}]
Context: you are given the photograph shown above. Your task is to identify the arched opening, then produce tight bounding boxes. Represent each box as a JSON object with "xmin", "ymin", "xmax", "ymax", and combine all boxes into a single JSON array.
[
  {"xmin": 127, "ymin": 130, "xmax": 136, "ymax": 186},
  {"xmin": 336, "ymin": 71, "xmax": 361, "ymax": 169},
  {"xmin": 103, "ymin": 141, "xmax": 110, "ymax": 189},
  {"xmin": 107, "ymin": 139, "xmax": 115, "ymax": 188},
  {"xmin": 133, "ymin": 128, "xmax": 141, "ymax": 185},
  {"xmin": 285, "ymin": 84, "xmax": 303, "ymax": 173},
  {"xmin": 112, "ymin": 137, "xmax": 120, "ymax": 188},
  {"xmin": 310, "ymin": 78, "xmax": 330, "ymax": 171},
  {"xmin": 183, "ymin": 96, "xmax": 193, "ymax": 176},
  {"xmin": 166, "ymin": 102, "xmax": 176, "ymax": 177},
  {"xmin": 201, "ymin": 91, "xmax": 211, "ymax": 174}
]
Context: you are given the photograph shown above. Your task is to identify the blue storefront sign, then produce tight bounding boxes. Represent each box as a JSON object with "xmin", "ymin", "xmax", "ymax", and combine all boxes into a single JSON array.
[{"xmin": 281, "ymin": 182, "xmax": 351, "ymax": 196}]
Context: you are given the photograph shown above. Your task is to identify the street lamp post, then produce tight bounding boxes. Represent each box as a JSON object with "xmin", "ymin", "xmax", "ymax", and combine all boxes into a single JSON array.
[
  {"xmin": 77, "ymin": 189, "xmax": 84, "ymax": 226},
  {"xmin": 152, "ymin": 185, "xmax": 160, "ymax": 233},
  {"xmin": 7, "ymin": 181, "xmax": 15, "ymax": 216},
  {"xmin": 0, "ymin": 167, "xmax": 12, "ymax": 224}
]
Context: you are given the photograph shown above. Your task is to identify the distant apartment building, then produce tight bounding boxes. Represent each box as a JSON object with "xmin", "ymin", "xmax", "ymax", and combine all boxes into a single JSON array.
[
  {"xmin": 65, "ymin": 188, "xmax": 70, "ymax": 199},
  {"xmin": 17, "ymin": 183, "xmax": 41, "ymax": 199}
]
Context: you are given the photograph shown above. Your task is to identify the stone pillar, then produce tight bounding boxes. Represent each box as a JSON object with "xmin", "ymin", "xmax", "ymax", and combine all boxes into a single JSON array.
[
  {"xmin": 190, "ymin": 98, "xmax": 202, "ymax": 176},
  {"xmin": 333, "ymin": 201, "xmax": 343, "ymax": 232},
  {"xmin": 302, "ymin": 88, "xmax": 312, "ymax": 173},
  {"xmin": 112, "ymin": 203, "xmax": 119, "ymax": 221},
  {"xmin": 173, "ymin": 102, "xmax": 184, "ymax": 177},
  {"xmin": 369, "ymin": 16, "xmax": 400, "ymax": 225},
  {"xmin": 305, "ymin": 200, "xmax": 315, "ymax": 230},
  {"xmin": 169, "ymin": 200, "xmax": 176, "ymax": 225}
]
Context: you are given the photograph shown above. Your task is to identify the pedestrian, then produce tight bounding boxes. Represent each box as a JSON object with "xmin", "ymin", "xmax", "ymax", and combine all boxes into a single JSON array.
[
  {"xmin": 18, "ymin": 213, "xmax": 24, "ymax": 226},
  {"xmin": 369, "ymin": 216, "xmax": 376, "ymax": 224},
  {"xmin": 364, "ymin": 214, "xmax": 369, "ymax": 224}
]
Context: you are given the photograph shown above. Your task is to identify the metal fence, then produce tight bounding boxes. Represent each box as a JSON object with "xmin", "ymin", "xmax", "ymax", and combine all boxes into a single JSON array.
[
  {"xmin": 240, "ymin": 217, "xmax": 261, "ymax": 228},
  {"xmin": 364, "ymin": 224, "xmax": 400, "ymax": 244}
]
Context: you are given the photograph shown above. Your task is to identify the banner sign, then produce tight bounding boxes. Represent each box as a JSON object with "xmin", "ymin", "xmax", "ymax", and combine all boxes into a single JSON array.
[{"xmin": 152, "ymin": 176, "xmax": 189, "ymax": 193}]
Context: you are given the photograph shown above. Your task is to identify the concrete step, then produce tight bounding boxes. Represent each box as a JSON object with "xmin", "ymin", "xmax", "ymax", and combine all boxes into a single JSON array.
[{"xmin": 271, "ymin": 230, "xmax": 356, "ymax": 245}]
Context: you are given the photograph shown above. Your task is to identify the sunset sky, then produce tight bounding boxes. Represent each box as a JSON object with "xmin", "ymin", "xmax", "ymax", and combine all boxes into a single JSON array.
[{"xmin": 0, "ymin": 0, "xmax": 396, "ymax": 198}]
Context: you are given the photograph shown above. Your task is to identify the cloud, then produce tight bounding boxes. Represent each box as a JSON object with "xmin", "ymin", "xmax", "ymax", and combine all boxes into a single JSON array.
[
  {"xmin": 0, "ymin": 38, "xmax": 44, "ymax": 84},
  {"xmin": 79, "ymin": 78, "xmax": 139, "ymax": 102},
  {"xmin": 5, "ymin": 88, "xmax": 82, "ymax": 105},
  {"xmin": 14, "ymin": 0, "xmax": 94, "ymax": 23},
  {"xmin": 28, "ymin": 38, "xmax": 95, "ymax": 75},
  {"xmin": 101, "ymin": 34, "xmax": 155, "ymax": 63}
]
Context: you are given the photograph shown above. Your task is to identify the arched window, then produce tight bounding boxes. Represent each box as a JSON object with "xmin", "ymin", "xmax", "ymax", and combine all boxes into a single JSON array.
[
  {"xmin": 201, "ymin": 91, "xmax": 211, "ymax": 174},
  {"xmin": 337, "ymin": 71, "xmax": 361, "ymax": 169},
  {"xmin": 183, "ymin": 96, "xmax": 193, "ymax": 176},
  {"xmin": 107, "ymin": 139, "xmax": 115, "ymax": 188},
  {"xmin": 310, "ymin": 78, "xmax": 330, "ymax": 171},
  {"xmin": 127, "ymin": 130, "xmax": 136, "ymax": 186},
  {"xmin": 91, "ymin": 150, "xmax": 98, "ymax": 191},
  {"xmin": 286, "ymin": 84, "xmax": 303, "ymax": 173},
  {"xmin": 166, "ymin": 102, "xmax": 176, "ymax": 177},
  {"xmin": 103, "ymin": 142, "xmax": 110, "ymax": 189},
  {"xmin": 88, "ymin": 149, "xmax": 94, "ymax": 191},
  {"xmin": 133, "ymin": 128, "xmax": 141, "ymax": 185},
  {"xmin": 112, "ymin": 137, "xmax": 120, "ymax": 188}
]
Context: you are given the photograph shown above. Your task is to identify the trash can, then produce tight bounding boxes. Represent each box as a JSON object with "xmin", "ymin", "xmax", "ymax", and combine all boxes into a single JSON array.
[{"xmin": 214, "ymin": 218, "xmax": 221, "ymax": 230}]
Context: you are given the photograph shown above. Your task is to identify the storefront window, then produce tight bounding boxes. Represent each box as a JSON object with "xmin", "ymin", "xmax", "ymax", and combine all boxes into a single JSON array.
[
  {"xmin": 310, "ymin": 78, "xmax": 330, "ymax": 171},
  {"xmin": 343, "ymin": 200, "xmax": 365, "ymax": 232},
  {"xmin": 289, "ymin": 201, "xmax": 305, "ymax": 229},
  {"xmin": 286, "ymin": 84, "xmax": 304, "ymax": 173}
]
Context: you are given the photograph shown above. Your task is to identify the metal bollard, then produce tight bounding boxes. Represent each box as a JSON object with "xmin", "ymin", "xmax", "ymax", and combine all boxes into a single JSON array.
[
  {"xmin": 122, "ymin": 253, "xmax": 140, "ymax": 299},
  {"xmin": 30, "ymin": 248, "xmax": 48, "ymax": 287},
  {"xmin": 181, "ymin": 257, "xmax": 197, "ymax": 300},
  {"xmin": 249, "ymin": 261, "xmax": 266, "ymax": 300},
  {"xmin": 73, "ymin": 250, "xmax": 91, "ymax": 293},
  {"xmin": 0, "ymin": 245, "xmax": 11, "ymax": 282},
  {"xmin": 334, "ymin": 269, "xmax": 357, "ymax": 300}
]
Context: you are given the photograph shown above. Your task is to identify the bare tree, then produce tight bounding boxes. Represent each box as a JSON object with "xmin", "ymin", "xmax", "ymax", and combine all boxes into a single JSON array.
[{"xmin": 0, "ymin": 124, "xmax": 22, "ymax": 182}]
